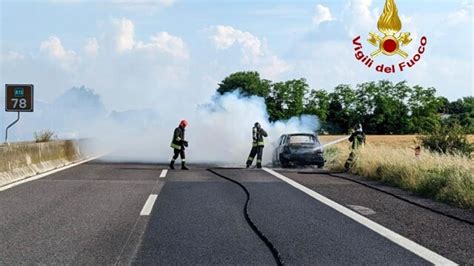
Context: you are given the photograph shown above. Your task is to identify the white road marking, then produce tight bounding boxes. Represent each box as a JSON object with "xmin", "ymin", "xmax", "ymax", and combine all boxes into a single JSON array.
[
  {"xmin": 140, "ymin": 194, "xmax": 158, "ymax": 216},
  {"xmin": 159, "ymin": 169, "xmax": 168, "ymax": 178},
  {"xmin": 347, "ymin": 205, "xmax": 376, "ymax": 216},
  {"xmin": 262, "ymin": 168, "xmax": 457, "ymax": 266},
  {"xmin": 0, "ymin": 155, "xmax": 104, "ymax": 192}
]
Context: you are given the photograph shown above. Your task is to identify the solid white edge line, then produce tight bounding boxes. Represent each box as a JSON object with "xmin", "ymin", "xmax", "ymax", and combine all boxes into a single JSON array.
[
  {"xmin": 140, "ymin": 194, "xmax": 158, "ymax": 216},
  {"xmin": 159, "ymin": 169, "xmax": 168, "ymax": 178},
  {"xmin": 262, "ymin": 168, "xmax": 457, "ymax": 266},
  {"xmin": 0, "ymin": 155, "xmax": 104, "ymax": 192}
]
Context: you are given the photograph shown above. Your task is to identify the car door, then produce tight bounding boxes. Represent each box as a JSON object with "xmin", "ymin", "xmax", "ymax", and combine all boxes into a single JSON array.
[
  {"xmin": 273, "ymin": 135, "xmax": 283, "ymax": 164},
  {"xmin": 277, "ymin": 135, "xmax": 287, "ymax": 162}
]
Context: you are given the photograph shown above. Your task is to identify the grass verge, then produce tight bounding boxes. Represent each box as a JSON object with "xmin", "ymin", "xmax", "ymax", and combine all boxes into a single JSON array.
[{"xmin": 325, "ymin": 143, "xmax": 474, "ymax": 209}]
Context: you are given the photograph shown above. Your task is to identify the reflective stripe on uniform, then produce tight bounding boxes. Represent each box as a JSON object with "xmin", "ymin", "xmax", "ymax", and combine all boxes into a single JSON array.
[
  {"xmin": 170, "ymin": 143, "xmax": 181, "ymax": 149},
  {"xmin": 257, "ymin": 141, "xmax": 264, "ymax": 146},
  {"xmin": 247, "ymin": 156, "xmax": 253, "ymax": 161}
]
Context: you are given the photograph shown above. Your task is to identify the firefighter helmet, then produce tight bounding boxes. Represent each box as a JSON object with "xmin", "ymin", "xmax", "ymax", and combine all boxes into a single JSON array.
[
  {"xmin": 180, "ymin": 120, "xmax": 188, "ymax": 128},
  {"xmin": 254, "ymin": 122, "xmax": 261, "ymax": 128}
]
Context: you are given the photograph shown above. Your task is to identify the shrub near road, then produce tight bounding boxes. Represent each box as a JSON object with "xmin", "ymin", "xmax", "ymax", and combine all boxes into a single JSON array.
[{"xmin": 323, "ymin": 135, "xmax": 474, "ymax": 209}]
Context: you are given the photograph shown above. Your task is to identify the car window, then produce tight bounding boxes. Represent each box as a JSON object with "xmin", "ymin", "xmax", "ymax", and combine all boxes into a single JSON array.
[{"xmin": 289, "ymin": 135, "xmax": 315, "ymax": 144}]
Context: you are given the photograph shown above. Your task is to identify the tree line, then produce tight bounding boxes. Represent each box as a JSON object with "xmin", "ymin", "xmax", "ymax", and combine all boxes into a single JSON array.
[{"xmin": 217, "ymin": 71, "xmax": 474, "ymax": 134}]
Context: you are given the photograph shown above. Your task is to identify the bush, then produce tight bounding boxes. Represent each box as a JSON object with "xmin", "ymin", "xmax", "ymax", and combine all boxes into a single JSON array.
[
  {"xmin": 34, "ymin": 130, "xmax": 56, "ymax": 143},
  {"xmin": 419, "ymin": 122, "xmax": 473, "ymax": 157}
]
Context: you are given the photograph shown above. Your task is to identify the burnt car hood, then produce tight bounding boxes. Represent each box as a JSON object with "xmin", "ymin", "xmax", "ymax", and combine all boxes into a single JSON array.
[{"xmin": 288, "ymin": 143, "xmax": 322, "ymax": 154}]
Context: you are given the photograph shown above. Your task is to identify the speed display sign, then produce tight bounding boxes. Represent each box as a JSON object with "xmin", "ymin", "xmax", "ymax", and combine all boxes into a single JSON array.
[{"xmin": 5, "ymin": 84, "xmax": 34, "ymax": 112}]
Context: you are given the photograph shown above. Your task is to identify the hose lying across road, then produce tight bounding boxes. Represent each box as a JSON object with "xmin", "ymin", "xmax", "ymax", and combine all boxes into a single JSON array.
[
  {"xmin": 207, "ymin": 169, "xmax": 284, "ymax": 266},
  {"xmin": 298, "ymin": 171, "xmax": 474, "ymax": 226}
]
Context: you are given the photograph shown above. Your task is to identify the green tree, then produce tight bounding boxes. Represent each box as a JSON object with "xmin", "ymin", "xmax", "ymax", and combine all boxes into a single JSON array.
[
  {"xmin": 304, "ymin": 89, "xmax": 330, "ymax": 122},
  {"xmin": 266, "ymin": 78, "xmax": 309, "ymax": 121},
  {"xmin": 357, "ymin": 81, "xmax": 411, "ymax": 134},
  {"xmin": 408, "ymin": 86, "xmax": 443, "ymax": 133},
  {"xmin": 444, "ymin": 97, "xmax": 474, "ymax": 133},
  {"xmin": 217, "ymin": 71, "xmax": 271, "ymax": 98},
  {"xmin": 327, "ymin": 85, "xmax": 359, "ymax": 133}
]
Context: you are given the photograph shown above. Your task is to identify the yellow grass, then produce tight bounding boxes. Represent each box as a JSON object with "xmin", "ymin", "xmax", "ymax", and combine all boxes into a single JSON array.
[
  {"xmin": 322, "ymin": 135, "xmax": 474, "ymax": 209},
  {"xmin": 320, "ymin": 135, "xmax": 474, "ymax": 148}
]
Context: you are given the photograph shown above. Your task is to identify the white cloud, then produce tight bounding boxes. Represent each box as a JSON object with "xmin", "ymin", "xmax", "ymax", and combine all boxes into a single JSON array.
[
  {"xmin": 40, "ymin": 36, "xmax": 80, "ymax": 70},
  {"xmin": 107, "ymin": 18, "xmax": 189, "ymax": 59},
  {"xmin": 1, "ymin": 51, "xmax": 25, "ymax": 61},
  {"xmin": 209, "ymin": 25, "xmax": 289, "ymax": 79},
  {"xmin": 136, "ymin": 32, "xmax": 189, "ymax": 59},
  {"xmin": 313, "ymin": 4, "xmax": 334, "ymax": 26},
  {"xmin": 84, "ymin": 38, "xmax": 99, "ymax": 56},
  {"xmin": 446, "ymin": 3, "xmax": 473, "ymax": 25},
  {"xmin": 259, "ymin": 55, "xmax": 290, "ymax": 79},
  {"xmin": 211, "ymin": 25, "xmax": 263, "ymax": 61},
  {"xmin": 344, "ymin": 0, "xmax": 377, "ymax": 36},
  {"xmin": 111, "ymin": 18, "xmax": 135, "ymax": 53}
]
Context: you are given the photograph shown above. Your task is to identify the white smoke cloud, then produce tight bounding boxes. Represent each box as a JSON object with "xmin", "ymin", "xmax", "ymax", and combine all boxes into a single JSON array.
[{"xmin": 87, "ymin": 91, "xmax": 319, "ymax": 165}]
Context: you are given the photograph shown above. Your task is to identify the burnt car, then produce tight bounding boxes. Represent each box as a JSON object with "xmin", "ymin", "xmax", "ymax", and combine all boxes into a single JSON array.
[{"xmin": 272, "ymin": 133, "xmax": 324, "ymax": 168}]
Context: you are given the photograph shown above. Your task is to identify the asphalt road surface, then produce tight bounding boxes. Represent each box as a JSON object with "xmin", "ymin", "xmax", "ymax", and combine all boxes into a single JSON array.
[{"xmin": 0, "ymin": 160, "xmax": 471, "ymax": 264}]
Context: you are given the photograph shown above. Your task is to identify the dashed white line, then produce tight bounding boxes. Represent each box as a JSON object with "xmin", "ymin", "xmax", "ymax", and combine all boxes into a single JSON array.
[
  {"xmin": 159, "ymin": 169, "xmax": 168, "ymax": 178},
  {"xmin": 140, "ymin": 194, "xmax": 158, "ymax": 216},
  {"xmin": 262, "ymin": 167, "xmax": 457, "ymax": 266}
]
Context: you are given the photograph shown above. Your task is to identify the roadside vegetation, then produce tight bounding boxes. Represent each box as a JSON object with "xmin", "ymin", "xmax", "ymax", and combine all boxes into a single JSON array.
[
  {"xmin": 218, "ymin": 71, "xmax": 474, "ymax": 134},
  {"xmin": 324, "ymin": 135, "xmax": 474, "ymax": 209},
  {"xmin": 34, "ymin": 130, "xmax": 56, "ymax": 143}
]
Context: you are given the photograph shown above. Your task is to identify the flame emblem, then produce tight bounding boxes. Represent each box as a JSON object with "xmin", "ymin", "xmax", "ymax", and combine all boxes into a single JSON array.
[{"xmin": 368, "ymin": 0, "xmax": 412, "ymax": 58}]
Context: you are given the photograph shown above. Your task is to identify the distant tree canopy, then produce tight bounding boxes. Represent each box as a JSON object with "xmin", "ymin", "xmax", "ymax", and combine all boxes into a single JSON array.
[
  {"xmin": 217, "ymin": 71, "xmax": 271, "ymax": 98},
  {"xmin": 216, "ymin": 71, "xmax": 474, "ymax": 134}
]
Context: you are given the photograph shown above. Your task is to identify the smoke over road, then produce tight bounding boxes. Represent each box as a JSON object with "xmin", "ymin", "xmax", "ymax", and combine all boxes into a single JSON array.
[
  {"xmin": 1, "ymin": 87, "xmax": 319, "ymax": 166},
  {"xmin": 97, "ymin": 92, "xmax": 319, "ymax": 165}
]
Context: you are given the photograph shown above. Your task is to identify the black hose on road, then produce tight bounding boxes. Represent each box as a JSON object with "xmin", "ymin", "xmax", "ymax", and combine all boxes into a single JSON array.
[{"xmin": 207, "ymin": 169, "xmax": 284, "ymax": 266}]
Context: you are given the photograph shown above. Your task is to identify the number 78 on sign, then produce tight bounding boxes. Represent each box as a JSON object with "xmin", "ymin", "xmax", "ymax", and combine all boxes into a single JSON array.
[{"xmin": 5, "ymin": 84, "xmax": 34, "ymax": 112}]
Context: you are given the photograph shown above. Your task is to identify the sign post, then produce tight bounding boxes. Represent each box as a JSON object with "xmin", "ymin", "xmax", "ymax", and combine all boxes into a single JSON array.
[{"xmin": 4, "ymin": 84, "xmax": 34, "ymax": 143}]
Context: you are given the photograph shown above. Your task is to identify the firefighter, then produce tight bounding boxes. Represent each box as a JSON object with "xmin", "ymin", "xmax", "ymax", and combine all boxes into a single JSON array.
[
  {"xmin": 170, "ymin": 120, "xmax": 189, "ymax": 170},
  {"xmin": 344, "ymin": 123, "xmax": 366, "ymax": 171},
  {"xmin": 246, "ymin": 122, "xmax": 268, "ymax": 169}
]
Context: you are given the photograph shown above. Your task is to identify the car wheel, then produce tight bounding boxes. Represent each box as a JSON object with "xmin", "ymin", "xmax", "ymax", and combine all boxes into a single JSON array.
[
  {"xmin": 317, "ymin": 163, "xmax": 324, "ymax": 169},
  {"xmin": 280, "ymin": 156, "xmax": 290, "ymax": 168}
]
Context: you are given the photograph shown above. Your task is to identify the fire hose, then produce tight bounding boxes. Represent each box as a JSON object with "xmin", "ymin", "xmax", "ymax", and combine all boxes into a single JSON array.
[{"xmin": 207, "ymin": 169, "xmax": 284, "ymax": 266}]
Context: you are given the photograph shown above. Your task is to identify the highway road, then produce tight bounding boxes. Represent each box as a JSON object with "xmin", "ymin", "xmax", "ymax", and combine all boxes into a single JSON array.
[{"xmin": 0, "ymin": 159, "xmax": 472, "ymax": 264}]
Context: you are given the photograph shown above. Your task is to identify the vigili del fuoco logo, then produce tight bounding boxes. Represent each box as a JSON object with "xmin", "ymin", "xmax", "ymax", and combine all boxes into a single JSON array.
[{"xmin": 352, "ymin": 0, "xmax": 427, "ymax": 73}]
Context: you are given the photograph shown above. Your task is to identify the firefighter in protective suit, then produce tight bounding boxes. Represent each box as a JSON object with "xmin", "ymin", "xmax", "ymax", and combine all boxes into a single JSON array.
[
  {"xmin": 170, "ymin": 120, "xmax": 189, "ymax": 170},
  {"xmin": 246, "ymin": 122, "xmax": 268, "ymax": 168},
  {"xmin": 344, "ymin": 123, "xmax": 366, "ymax": 171}
]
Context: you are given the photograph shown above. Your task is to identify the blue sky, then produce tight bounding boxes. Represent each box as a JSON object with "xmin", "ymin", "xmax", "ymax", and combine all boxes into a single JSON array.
[{"xmin": 1, "ymin": 0, "xmax": 473, "ymax": 111}]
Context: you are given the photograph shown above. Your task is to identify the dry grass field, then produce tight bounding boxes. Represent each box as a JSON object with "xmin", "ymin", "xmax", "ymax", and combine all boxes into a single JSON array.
[
  {"xmin": 320, "ymin": 135, "xmax": 474, "ymax": 148},
  {"xmin": 320, "ymin": 135, "xmax": 474, "ymax": 209}
]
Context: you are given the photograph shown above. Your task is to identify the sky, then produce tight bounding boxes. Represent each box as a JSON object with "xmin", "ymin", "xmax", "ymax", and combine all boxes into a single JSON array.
[
  {"xmin": 1, "ymin": 0, "xmax": 473, "ymax": 112},
  {"xmin": 0, "ymin": 0, "xmax": 472, "ymax": 162}
]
